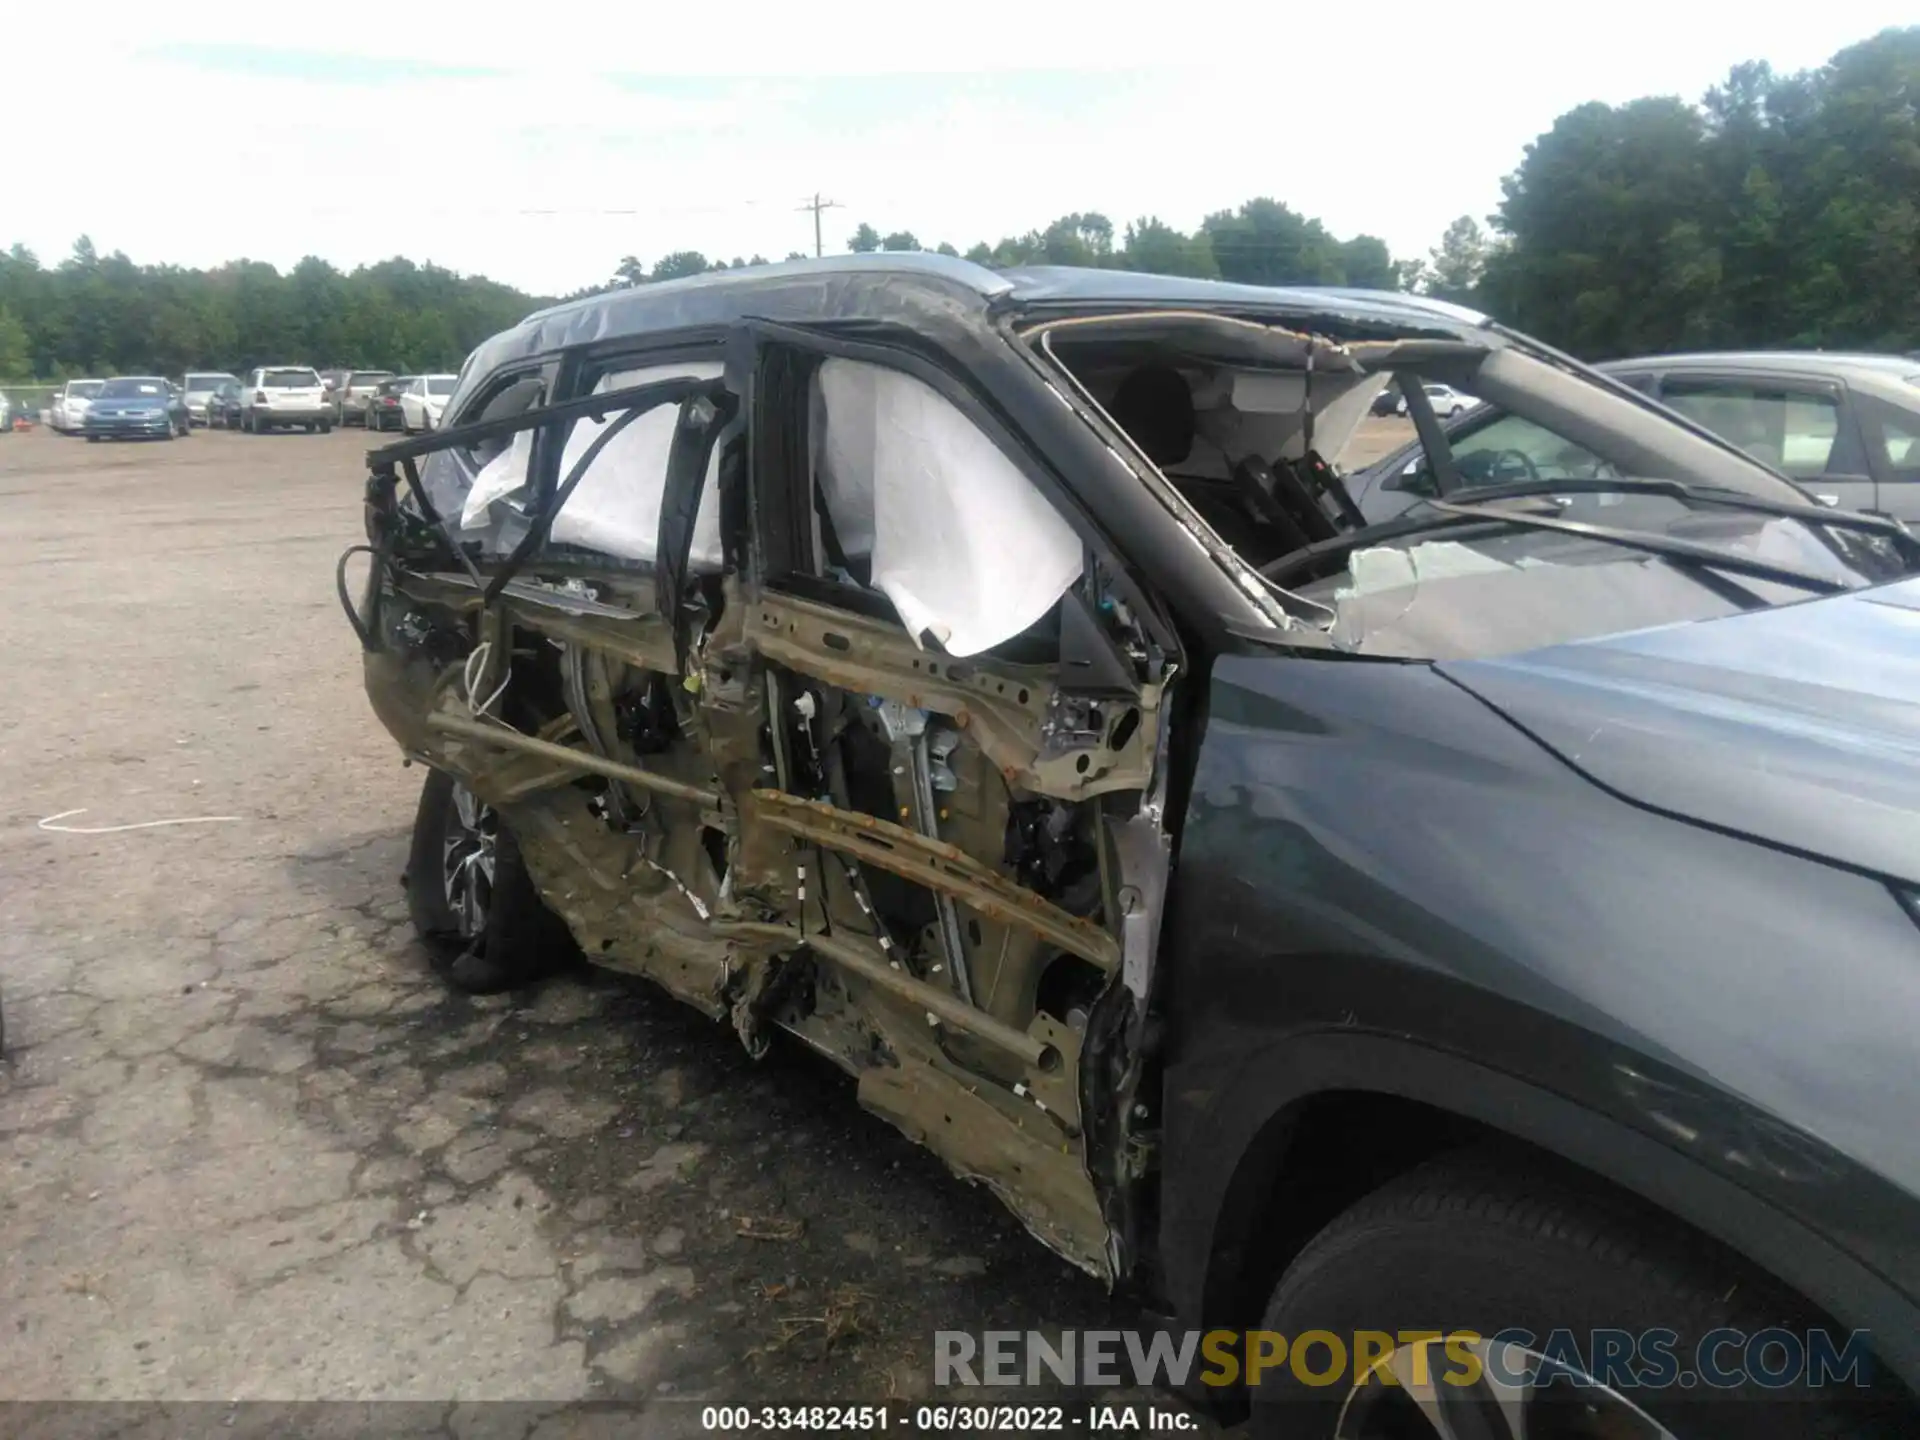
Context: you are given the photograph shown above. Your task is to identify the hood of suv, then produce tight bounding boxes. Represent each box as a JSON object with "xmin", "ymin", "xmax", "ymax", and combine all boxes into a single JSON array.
[{"xmin": 1440, "ymin": 578, "xmax": 1920, "ymax": 886}]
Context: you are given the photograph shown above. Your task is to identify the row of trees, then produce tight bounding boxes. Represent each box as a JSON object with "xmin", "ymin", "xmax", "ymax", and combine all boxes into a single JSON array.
[
  {"xmin": 594, "ymin": 27, "xmax": 1920, "ymax": 359},
  {"xmin": 601, "ymin": 200, "xmax": 1408, "ymax": 296},
  {"xmin": 5, "ymin": 26, "xmax": 1914, "ymax": 378},
  {"xmin": 0, "ymin": 239, "xmax": 542, "ymax": 381},
  {"xmin": 1464, "ymin": 25, "xmax": 1920, "ymax": 356}
]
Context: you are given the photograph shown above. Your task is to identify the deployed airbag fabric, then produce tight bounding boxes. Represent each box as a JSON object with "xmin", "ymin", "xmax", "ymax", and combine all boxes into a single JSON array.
[
  {"xmin": 460, "ymin": 361, "xmax": 725, "ymax": 571},
  {"xmin": 815, "ymin": 359, "xmax": 1082, "ymax": 657}
]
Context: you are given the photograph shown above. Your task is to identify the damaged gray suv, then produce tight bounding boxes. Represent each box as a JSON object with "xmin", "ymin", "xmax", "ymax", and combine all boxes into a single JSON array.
[{"xmin": 344, "ymin": 256, "xmax": 1920, "ymax": 1437}]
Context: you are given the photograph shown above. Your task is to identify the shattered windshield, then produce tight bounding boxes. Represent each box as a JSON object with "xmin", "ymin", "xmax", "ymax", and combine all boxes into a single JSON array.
[{"xmin": 1292, "ymin": 493, "xmax": 1883, "ymax": 660}]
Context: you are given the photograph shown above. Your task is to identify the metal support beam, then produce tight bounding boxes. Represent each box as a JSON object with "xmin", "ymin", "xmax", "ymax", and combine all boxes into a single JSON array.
[{"xmin": 426, "ymin": 711, "xmax": 720, "ymax": 809}]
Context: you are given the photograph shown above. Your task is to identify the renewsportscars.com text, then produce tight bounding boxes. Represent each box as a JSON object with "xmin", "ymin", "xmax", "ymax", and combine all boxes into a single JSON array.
[{"xmin": 934, "ymin": 1328, "xmax": 1876, "ymax": 1392}]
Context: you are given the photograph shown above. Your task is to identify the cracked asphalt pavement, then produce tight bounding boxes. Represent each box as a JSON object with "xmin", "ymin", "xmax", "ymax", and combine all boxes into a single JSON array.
[{"xmin": 0, "ymin": 422, "xmax": 1409, "ymax": 1431}]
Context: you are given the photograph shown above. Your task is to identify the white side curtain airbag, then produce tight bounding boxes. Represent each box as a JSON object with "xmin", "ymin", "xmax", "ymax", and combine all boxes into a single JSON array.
[
  {"xmin": 814, "ymin": 359, "xmax": 1083, "ymax": 657},
  {"xmin": 459, "ymin": 361, "xmax": 725, "ymax": 571}
]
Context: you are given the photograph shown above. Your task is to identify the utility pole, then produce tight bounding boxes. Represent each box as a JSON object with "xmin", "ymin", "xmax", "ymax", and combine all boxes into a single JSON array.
[{"xmin": 797, "ymin": 193, "xmax": 842, "ymax": 258}]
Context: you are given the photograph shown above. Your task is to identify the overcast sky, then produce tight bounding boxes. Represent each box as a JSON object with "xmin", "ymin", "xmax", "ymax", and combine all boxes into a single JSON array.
[{"xmin": 12, "ymin": 2, "xmax": 1914, "ymax": 297}]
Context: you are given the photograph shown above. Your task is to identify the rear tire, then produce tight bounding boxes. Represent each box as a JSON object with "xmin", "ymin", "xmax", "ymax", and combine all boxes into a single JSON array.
[
  {"xmin": 1250, "ymin": 1147, "xmax": 1904, "ymax": 1439},
  {"xmin": 405, "ymin": 768, "xmax": 577, "ymax": 994}
]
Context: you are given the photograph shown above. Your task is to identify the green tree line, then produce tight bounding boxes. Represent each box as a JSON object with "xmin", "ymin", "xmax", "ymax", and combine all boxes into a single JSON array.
[
  {"xmin": 1471, "ymin": 25, "xmax": 1920, "ymax": 356},
  {"xmin": 597, "ymin": 200, "xmax": 1406, "ymax": 297},
  {"xmin": 0, "ymin": 238, "xmax": 545, "ymax": 381},
  {"xmin": 6, "ymin": 24, "xmax": 1914, "ymax": 380},
  {"xmin": 595, "ymin": 26, "xmax": 1920, "ymax": 359}
]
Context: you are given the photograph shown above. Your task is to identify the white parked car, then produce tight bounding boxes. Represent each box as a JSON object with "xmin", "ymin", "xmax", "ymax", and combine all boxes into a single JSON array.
[
  {"xmin": 1397, "ymin": 382, "xmax": 1478, "ymax": 418},
  {"xmin": 179, "ymin": 371, "xmax": 239, "ymax": 427},
  {"xmin": 240, "ymin": 367, "xmax": 332, "ymax": 434},
  {"xmin": 399, "ymin": 373, "xmax": 458, "ymax": 433},
  {"xmin": 0, "ymin": 390, "xmax": 11, "ymax": 433},
  {"xmin": 50, "ymin": 379, "xmax": 105, "ymax": 433}
]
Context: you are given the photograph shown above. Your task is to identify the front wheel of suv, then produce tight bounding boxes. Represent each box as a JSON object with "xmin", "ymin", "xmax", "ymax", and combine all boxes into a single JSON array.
[
  {"xmin": 404, "ymin": 768, "xmax": 576, "ymax": 994},
  {"xmin": 1250, "ymin": 1147, "xmax": 1903, "ymax": 1440}
]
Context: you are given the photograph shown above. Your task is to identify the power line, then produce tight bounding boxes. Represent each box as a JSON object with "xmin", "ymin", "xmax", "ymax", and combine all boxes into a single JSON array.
[{"xmin": 796, "ymin": 193, "xmax": 843, "ymax": 258}]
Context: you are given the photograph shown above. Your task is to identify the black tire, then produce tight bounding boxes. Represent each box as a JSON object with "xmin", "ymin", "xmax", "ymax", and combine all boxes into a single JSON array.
[
  {"xmin": 319, "ymin": 420, "xmax": 333, "ymax": 434},
  {"xmin": 405, "ymin": 768, "xmax": 576, "ymax": 994},
  {"xmin": 1251, "ymin": 1147, "xmax": 1902, "ymax": 1440}
]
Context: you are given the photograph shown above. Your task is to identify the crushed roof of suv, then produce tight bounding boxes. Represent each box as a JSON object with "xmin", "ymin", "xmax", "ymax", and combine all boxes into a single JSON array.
[{"xmin": 470, "ymin": 255, "xmax": 1494, "ymax": 406}]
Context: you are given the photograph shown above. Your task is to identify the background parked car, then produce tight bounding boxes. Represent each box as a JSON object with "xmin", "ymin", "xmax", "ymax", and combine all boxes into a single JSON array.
[
  {"xmin": 1598, "ymin": 352, "xmax": 1920, "ymax": 521},
  {"xmin": 1407, "ymin": 381, "xmax": 1477, "ymax": 417},
  {"xmin": 325, "ymin": 369, "xmax": 397, "ymax": 427},
  {"xmin": 240, "ymin": 367, "xmax": 332, "ymax": 434},
  {"xmin": 399, "ymin": 373, "xmax": 457, "ymax": 433},
  {"xmin": 205, "ymin": 379, "xmax": 245, "ymax": 429},
  {"xmin": 365, "ymin": 376, "xmax": 414, "ymax": 433},
  {"xmin": 1347, "ymin": 350, "xmax": 1920, "ymax": 526},
  {"xmin": 82, "ymin": 376, "xmax": 190, "ymax": 441},
  {"xmin": 49, "ymin": 379, "xmax": 104, "ymax": 434},
  {"xmin": 179, "ymin": 371, "xmax": 238, "ymax": 427}
]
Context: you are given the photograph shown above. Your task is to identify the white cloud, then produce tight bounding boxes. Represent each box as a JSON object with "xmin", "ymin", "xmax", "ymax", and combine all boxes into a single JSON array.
[{"xmin": 11, "ymin": 1, "xmax": 1915, "ymax": 295}]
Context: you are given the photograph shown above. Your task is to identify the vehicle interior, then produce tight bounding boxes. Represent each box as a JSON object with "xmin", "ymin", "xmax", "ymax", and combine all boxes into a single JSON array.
[{"xmin": 1019, "ymin": 312, "xmax": 1511, "ymax": 579}]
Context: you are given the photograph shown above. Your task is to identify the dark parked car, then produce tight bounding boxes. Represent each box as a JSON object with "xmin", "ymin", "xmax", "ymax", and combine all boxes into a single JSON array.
[
  {"xmin": 1348, "ymin": 349, "xmax": 1920, "ymax": 527},
  {"xmin": 364, "ymin": 376, "xmax": 414, "ymax": 433},
  {"xmin": 82, "ymin": 376, "xmax": 189, "ymax": 440},
  {"xmin": 324, "ymin": 368, "xmax": 397, "ymax": 426},
  {"xmin": 179, "ymin": 371, "xmax": 239, "ymax": 426},
  {"xmin": 344, "ymin": 257, "xmax": 1920, "ymax": 1436},
  {"xmin": 205, "ymin": 379, "xmax": 244, "ymax": 429}
]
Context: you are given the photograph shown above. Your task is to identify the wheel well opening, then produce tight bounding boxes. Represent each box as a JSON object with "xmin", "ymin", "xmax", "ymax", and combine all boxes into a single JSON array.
[
  {"xmin": 1207, "ymin": 1091, "xmax": 1485, "ymax": 1344},
  {"xmin": 1199, "ymin": 1090, "xmax": 1917, "ymax": 1422}
]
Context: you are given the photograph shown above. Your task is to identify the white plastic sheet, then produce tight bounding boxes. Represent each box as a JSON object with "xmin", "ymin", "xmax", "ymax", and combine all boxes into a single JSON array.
[
  {"xmin": 814, "ymin": 359, "xmax": 1083, "ymax": 657},
  {"xmin": 459, "ymin": 361, "xmax": 726, "ymax": 571}
]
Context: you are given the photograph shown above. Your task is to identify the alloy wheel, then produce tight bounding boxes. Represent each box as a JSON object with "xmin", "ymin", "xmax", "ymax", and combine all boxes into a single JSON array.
[
  {"xmin": 441, "ymin": 782, "xmax": 496, "ymax": 941},
  {"xmin": 1336, "ymin": 1335, "xmax": 1678, "ymax": 1440}
]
